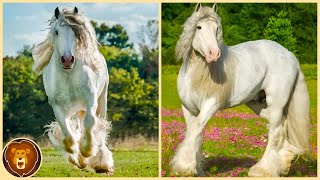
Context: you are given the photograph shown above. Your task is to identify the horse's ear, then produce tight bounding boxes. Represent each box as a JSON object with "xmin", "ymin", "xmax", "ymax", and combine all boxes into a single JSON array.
[
  {"xmin": 74, "ymin": 6, "xmax": 78, "ymax": 14},
  {"xmin": 55, "ymin": 7, "xmax": 60, "ymax": 19},
  {"xmin": 212, "ymin": 3, "xmax": 218, "ymax": 13},
  {"xmin": 195, "ymin": 3, "xmax": 202, "ymax": 12}
]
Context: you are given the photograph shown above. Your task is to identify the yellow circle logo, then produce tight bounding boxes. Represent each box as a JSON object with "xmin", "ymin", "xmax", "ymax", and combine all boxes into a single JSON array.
[{"xmin": 2, "ymin": 138, "xmax": 42, "ymax": 177}]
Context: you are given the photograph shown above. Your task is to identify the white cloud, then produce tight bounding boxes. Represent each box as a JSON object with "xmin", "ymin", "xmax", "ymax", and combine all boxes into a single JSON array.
[
  {"xmin": 14, "ymin": 31, "xmax": 47, "ymax": 45},
  {"xmin": 16, "ymin": 10, "xmax": 52, "ymax": 22},
  {"xmin": 16, "ymin": 15, "xmax": 36, "ymax": 21}
]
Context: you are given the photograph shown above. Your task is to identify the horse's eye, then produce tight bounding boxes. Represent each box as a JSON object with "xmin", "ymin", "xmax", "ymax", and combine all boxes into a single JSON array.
[
  {"xmin": 55, "ymin": 30, "xmax": 58, "ymax": 35},
  {"xmin": 197, "ymin": 26, "xmax": 201, "ymax": 30}
]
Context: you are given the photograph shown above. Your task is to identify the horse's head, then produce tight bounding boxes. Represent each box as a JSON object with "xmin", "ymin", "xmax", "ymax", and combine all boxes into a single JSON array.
[
  {"xmin": 32, "ymin": 7, "xmax": 98, "ymax": 74},
  {"xmin": 192, "ymin": 3, "xmax": 223, "ymax": 63},
  {"xmin": 52, "ymin": 7, "xmax": 79, "ymax": 70}
]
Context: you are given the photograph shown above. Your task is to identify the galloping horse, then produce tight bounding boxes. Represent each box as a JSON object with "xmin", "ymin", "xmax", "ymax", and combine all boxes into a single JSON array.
[
  {"xmin": 32, "ymin": 7, "xmax": 113, "ymax": 175},
  {"xmin": 171, "ymin": 3, "xmax": 310, "ymax": 177}
]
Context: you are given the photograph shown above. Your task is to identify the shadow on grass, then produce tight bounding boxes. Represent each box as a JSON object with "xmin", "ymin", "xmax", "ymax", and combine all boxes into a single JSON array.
[
  {"xmin": 203, "ymin": 155, "xmax": 317, "ymax": 177},
  {"xmin": 203, "ymin": 156, "xmax": 256, "ymax": 175},
  {"xmin": 288, "ymin": 157, "xmax": 317, "ymax": 177}
]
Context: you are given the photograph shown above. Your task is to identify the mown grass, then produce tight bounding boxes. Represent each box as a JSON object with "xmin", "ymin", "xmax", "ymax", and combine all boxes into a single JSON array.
[
  {"xmin": 161, "ymin": 64, "xmax": 317, "ymax": 177},
  {"xmin": 34, "ymin": 147, "xmax": 158, "ymax": 177}
]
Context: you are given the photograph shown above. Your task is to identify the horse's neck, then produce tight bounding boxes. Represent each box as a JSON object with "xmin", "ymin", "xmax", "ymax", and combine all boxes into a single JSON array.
[{"xmin": 181, "ymin": 45, "xmax": 237, "ymax": 107}]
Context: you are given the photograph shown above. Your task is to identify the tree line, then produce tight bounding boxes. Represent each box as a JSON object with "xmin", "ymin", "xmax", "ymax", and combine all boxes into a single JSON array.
[
  {"xmin": 162, "ymin": 3, "xmax": 317, "ymax": 65},
  {"xmin": 3, "ymin": 20, "xmax": 158, "ymax": 141}
]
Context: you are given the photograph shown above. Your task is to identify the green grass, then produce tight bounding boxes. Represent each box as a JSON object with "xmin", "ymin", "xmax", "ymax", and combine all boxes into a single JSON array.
[
  {"xmin": 161, "ymin": 64, "xmax": 317, "ymax": 177},
  {"xmin": 34, "ymin": 147, "xmax": 158, "ymax": 177}
]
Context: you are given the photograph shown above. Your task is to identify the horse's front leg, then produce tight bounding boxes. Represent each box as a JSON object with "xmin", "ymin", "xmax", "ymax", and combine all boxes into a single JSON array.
[
  {"xmin": 170, "ymin": 100, "xmax": 219, "ymax": 176},
  {"xmin": 80, "ymin": 95, "xmax": 99, "ymax": 158},
  {"xmin": 52, "ymin": 105, "xmax": 76, "ymax": 154},
  {"xmin": 88, "ymin": 84, "xmax": 114, "ymax": 175}
]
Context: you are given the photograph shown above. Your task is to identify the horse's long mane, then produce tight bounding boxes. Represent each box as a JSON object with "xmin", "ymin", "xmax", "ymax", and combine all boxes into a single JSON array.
[
  {"xmin": 177, "ymin": 6, "xmax": 236, "ymax": 107},
  {"xmin": 32, "ymin": 8, "xmax": 100, "ymax": 74}
]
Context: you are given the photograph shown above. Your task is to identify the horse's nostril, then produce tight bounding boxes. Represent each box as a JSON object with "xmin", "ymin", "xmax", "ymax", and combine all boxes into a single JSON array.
[
  {"xmin": 71, "ymin": 56, "xmax": 74, "ymax": 63},
  {"xmin": 61, "ymin": 57, "xmax": 65, "ymax": 63}
]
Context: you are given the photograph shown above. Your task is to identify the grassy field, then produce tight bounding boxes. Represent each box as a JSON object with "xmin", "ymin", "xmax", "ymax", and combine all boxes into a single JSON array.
[
  {"xmin": 35, "ymin": 147, "xmax": 158, "ymax": 177},
  {"xmin": 161, "ymin": 64, "xmax": 317, "ymax": 177}
]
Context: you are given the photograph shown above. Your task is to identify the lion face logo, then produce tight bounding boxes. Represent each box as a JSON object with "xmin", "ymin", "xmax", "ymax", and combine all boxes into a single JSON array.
[
  {"xmin": 2, "ymin": 138, "xmax": 42, "ymax": 177},
  {"xmin": 11, "ymin": 147, "xmax": 30, "ymax": 169}
]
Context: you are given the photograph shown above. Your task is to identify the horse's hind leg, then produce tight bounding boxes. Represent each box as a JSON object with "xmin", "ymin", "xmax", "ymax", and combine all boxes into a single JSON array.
[
  {"xmin": 248, "ymin": 87, "xmax": 294, "ymax": 177},
  {"xmin": 89, "ymin": 133, "xmax": 114, "ymax": 175}
]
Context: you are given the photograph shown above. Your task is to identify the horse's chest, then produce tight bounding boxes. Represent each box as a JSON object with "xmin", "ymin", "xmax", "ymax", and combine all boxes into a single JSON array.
[
  {"xmin": 177, "ymin": 72, "xmax": 200, "ymax": 115},
  {"xmin": 53, "ymin": 84, "xmax": 87, "ymax": 105},
  {"xmin": 44, "ymin": 72, "xmax": 89, "ymax": 107}
]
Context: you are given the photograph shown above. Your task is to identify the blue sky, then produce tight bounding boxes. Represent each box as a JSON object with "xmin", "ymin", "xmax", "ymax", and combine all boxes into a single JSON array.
[{"xmin": 3, "ymin": 3, "xmax": 158, "ymax": 56}]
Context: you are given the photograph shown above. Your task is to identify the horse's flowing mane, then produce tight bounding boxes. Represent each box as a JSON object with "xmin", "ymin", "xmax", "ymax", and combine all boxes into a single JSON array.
[{"xmin": 32, "ymin": 8, "xmax": 100, "ymax": 74}]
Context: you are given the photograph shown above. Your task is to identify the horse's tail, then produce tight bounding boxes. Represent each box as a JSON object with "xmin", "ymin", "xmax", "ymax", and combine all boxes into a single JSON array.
[{"xmin": 285, "ymin": 69, "xmax": 310, "ymax": 155}]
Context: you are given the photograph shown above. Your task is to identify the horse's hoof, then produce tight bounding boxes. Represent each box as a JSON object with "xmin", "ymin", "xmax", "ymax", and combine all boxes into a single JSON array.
[
  {"xmin": 170, "ymin": 162, "xmax": 197, "ymax": 176},
  {"xmin": 78, "ymin": 155, "xmax": 88, "ymax": 169},
  {"xmin": 68, "ymin": 154, "xmax": 88, "ymax": 169},
  {"xmin": 248, "ymin": 164, "xmax": 275, "ymax": 177},
  {"xmin": 95, "ymin": 166, "xmax": 114, "ymax": 176},
  {"xmin": 80, "ymin": 143, "xmax": 98, "ymax": 158}
]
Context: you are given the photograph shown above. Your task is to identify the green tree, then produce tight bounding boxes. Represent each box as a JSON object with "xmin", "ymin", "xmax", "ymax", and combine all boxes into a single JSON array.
[
  {"xmin": 17, "ymin": 45, "xmax": 34, "ymax": 58},
  {"xmin": 3, "ymin": 56, "xmax": 54, "ymax": 141},
  {"xmin": 108, "ymin": 67, "xmax": 158, "ymax": 138},
  {"xmin": 264, "ymin": 11, "xmax": 297, "ymax": 54},
  {"xmin": 108, "ymin": 24, "xmax": 133, "ymax": 49},
  {"xmin": 91, "ymin": 21, "xmax": 133, "ymax": 49}
]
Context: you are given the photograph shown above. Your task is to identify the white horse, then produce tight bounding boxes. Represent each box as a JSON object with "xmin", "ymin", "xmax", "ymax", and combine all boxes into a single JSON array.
[
  {"xmin": 171, "ymin": 3, "xmax": 310, "ymax": 177},
  {"xmin": 32, "ymin": 7, "xmax": 114, "ymax": 175}
]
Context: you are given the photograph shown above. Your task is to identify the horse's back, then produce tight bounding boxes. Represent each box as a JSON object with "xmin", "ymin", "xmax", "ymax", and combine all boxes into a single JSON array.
[
  {"xmin": 231, "ymin": 39, "xmax": 299, "ymax": 67},
  {"xmin": 231, "ymin": 39, "xmax": 301, "ymax": 79},
  {"xmin": 229, "ymin": 39, "xmax": 301, "ymax": 106}
]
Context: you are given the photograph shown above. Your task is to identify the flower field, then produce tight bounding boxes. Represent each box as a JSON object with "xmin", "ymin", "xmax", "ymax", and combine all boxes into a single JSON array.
[{"xmin": 161, "ymin": 65, "xmax": 317, "ymax": 177}]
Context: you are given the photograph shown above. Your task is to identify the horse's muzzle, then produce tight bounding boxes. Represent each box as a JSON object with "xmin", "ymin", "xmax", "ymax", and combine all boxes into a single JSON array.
[{"xmin": 61, "ymin": 55, "xmax": 75, "ymax": 69}]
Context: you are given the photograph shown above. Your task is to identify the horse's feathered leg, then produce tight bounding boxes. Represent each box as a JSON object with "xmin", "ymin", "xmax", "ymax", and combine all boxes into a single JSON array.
[
  {"xmin": 52, "ymin": 105, "xmax": 77, "ymax": 154},
  {"xmin": 170, "ymin": 100, "xmax": 219, "ymax": 176},
  {"xmin": 88, "ymin": 81, "xmax": 114, "ymax": 175},
  {"xmin": 79, "ymin": 93, "xmax": 99, "ymax": 158},
  {"xmin": 66, "ymin": 111, "xmax": 88, "ymax": 169},
  {"xmin": 249, "ymin": 80, "xmax": 295, "ymax": 177}
]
